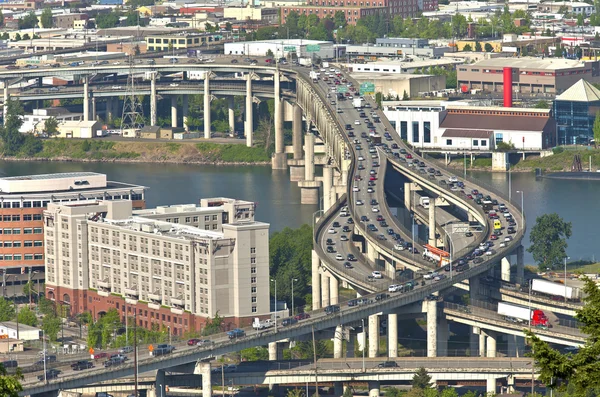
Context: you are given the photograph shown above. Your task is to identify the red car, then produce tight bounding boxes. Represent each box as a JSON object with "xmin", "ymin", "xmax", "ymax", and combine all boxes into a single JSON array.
[
  {"xmin": 406, "ymin": 154, "xmax": 413, "ymax": 159},
  {"xmin": 294, "ymin": 313, "xmax": 311, "ymax": 321},
  {"xmin": 370, "ymin": 176, "xmax": 377, "ymax": 181},
  {"xmin": 376, "ymin": 215, "xmax": 384, "ymax": 221},
  {"xmin": 466, "ymin": 194, "xmax": 473, "ymax": 199},
  {"xmin": 187, "ymin": 338, "xmax": 201, "ymax": 346},
  {"xmin": 93, "ymin": 352, "xmax": 108, "ymax": 360},
  {"xmin": 490, "ymin": 235, "xmax": 498, "ymax": 240},
  {"xmin": 265, "ymin": 59, "xmax": 273, "ymax": 63}
]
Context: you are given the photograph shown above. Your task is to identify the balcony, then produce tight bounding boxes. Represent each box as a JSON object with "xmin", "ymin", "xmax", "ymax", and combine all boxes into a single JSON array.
[
  {"xmin": 98, "ymin": 290, "xmax": 109, "ymax": 297},
  {"xmin": 148, "ymin": 293, "xmax": 161, "ymax": 302},
  {"xmin": 124, "ymin": 288, "xmax": 139, "ymax": 297},
  {"xmin": 149, "ymin": 302, "xmax": 160, "ymax": 310},
  {"xmin": 171, "ymin": 297, "xmax": 184, "ymax": 307},
  {"xmin": 170, "ymin": 307, "xmax": 184, "ymax": 315},
  {"xmin": 97, "ymin": 279, "xmax": 110, "ymax": 288}
]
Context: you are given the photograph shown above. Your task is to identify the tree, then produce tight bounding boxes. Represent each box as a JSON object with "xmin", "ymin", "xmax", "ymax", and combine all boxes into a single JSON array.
[
  {"xmin": 484, "ymin": 43, "xmax": 494, "ymax": 52},
  {"xmin": 40, "ymin": 7, "xmax": 53, "ymax": 28},
  {"xmin": 96, "ymin": 11, "xmax": 119, "ymax": 29},
  {"xmin": 44, "ymin": 117, "xmax": 59, "ymax": 136},
  {"xmin": 240, "ymin": 346, "xmax": 269, "ymax": 361},
  {"xmin": 42, "ymin": 313, "xmax": 61, "ymax": 342},
  {"xmin": 18, "ymin": 11, "xmax": 38, "ymax": 29},
  {"xmin": 0, "ymin": 363, "xmax": 23, "ymax": 397},
  {"xmin": 202, "ymin": 312, "xmax": 224, "ymax": 336},
  {"xmin": 534, "ymin": 100, "xmax": 550, "ymax": 109},
  {"xmin": 462, "ymin": 44, "xmax": 473, "ymax": 51},
  {"xmin": 525, "ymin": 278, "xmax": 600, "ymax": 396},
  {"xmin": 286, "ymin": 389, "xmax": 304, "ymax": 397},
  {"xmin": 403, "ymin": 90, "xmax": 409, "ymax": 100},
  {"xmin": 0, "ymin": 298, "xmax": 15, "ymax": 321},
  {"xmin": 475, "ymin": 41, "xmax": 482, "ymax": 52},
  {"xmin": 334, "ymin": 11, "xmax": 347, "ymax": 29},
  {"xmin": 528, "ymin": 213, "xmax": 572, "ymax": 270},
  {"xmin": 17, "ymin": 307, "xmax": 38, "ymax": 327},
  {"xmin": 13, "ymin": 33, "xmax": 21, "ymax": 41},
  {"xmin": 266, "ymin": 49, "xmax": 274, "ymax": 58},
  {"xmin": 412, "ymin": 367, "xmax": 433, "ymax": 389},
  {"xmin": 593, "ymin": 111, "xmax": 600, "ymax": 148},
  {"xmin": 22, "ymin": 34, "xmax": 30, "ymax": 41}
]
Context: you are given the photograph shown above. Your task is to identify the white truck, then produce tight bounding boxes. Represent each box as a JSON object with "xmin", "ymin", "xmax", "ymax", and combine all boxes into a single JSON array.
[
  {"xmin": 252, "ymin": 318, "xmax": 275, "ymax": 330},
  {"xmin": 353, "ymin": 98, "xmax": 363, "ymax": 109},
  {"xmin": 322, "ymin": 61, "xmax": 329, "ymax": 69},
  {"xmin": 188, "ymin": 71, "xmax": 207, "ymax": 80},
  {"xmin": 419, "ymin": 197, "xmax": 430, "ymax": 209},
  {"xmin": 298, "ymin": 57, "xmax": 312, "ymax": 67},
  {"xmin": 532, "ymin": 279, "xmax": 581, "ymax": 301},
  {"xmin": 309, "ymin": 71, "xmax": 318, "ymax": 82},
  {"xmin": 497, "ymin": 302, "xmax": 549, "ymax": 327}
]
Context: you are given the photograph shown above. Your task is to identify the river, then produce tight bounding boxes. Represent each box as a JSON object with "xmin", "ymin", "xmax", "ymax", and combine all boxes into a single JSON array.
[{"xmin": 0, "ymin": 161, "xmax": 595, "ymax": 265}]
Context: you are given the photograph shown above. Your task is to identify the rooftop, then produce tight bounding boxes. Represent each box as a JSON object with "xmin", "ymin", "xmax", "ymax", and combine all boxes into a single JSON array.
[
  {"xmin": 471, "ymin": 57, "xmax": 586, "ymax": 70},
  {"xmin": 134, "ymin": 203, "xmax": 223, "ymax": 216},
  {"xmin": 1, "ymin": 171, "xmax": 98, "ymax": 182},
  {"xmin": 555, "ymin": 79, "xmax": 600, "ymax": 102}
]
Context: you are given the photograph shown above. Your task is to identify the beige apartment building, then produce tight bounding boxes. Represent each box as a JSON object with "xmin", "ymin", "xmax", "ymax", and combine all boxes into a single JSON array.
[{"xmin": 44, "ymin": 198, "xmax": 270, "ymax": 334}]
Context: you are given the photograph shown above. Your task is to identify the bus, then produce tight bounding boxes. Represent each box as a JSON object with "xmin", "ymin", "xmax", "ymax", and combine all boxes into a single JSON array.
[{"xmin": 493, "ymin": 220, "xmax": 502, "ymax": 230}]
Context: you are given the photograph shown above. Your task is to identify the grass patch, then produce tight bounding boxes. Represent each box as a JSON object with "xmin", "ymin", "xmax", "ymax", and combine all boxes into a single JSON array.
[
  {"xmin": 514, "ymin": 148, "xmax": 600, "ymax": 171},
  {"xmin": 471, "ymin": 157, "xmax": 492, "ymax": 167},
  {"xmin": 568, "ymin": 261, "xmax": 600, "ymax": 274},
  {"xmin": 165, "ymin": 142, "xmax": 181, "ymax": 153},
  {"xmin": 195, "ymin": 142, "xmax": 271, "ymax": 162}
]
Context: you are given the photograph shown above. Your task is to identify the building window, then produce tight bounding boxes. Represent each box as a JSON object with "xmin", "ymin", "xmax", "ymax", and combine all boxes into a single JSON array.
[
  {"xmin": 24, "ymin": 241, "xmax": 33, "ymax": 247},
  {"xmin": 446, "ymin": 139, "xmax": 452, "ymax": 145},
  {"xmin": 34, "ymin": 241, "xmax": 43, "ymax": 247},
  {"xmin": 23, "ymin": 215, "xmax": 32, "ymax": 221},
  {"xmin": 34, "ymin": 227, "xmax": 42, "ymax": 234},
  {"xmin": 473, "ymin": 140, "xmax": 479, "ymax": 146},
  {"xmin": 400, "ymin": 121, "xmax": 407, "ymax": 140},
  {"xmin": 251, "ymin": 267, "xmax": 256, "ymax": 274},
  {"xmin": 250, "ymin": 247, "xmax": 256, "ymax": 254},
  {"xmin": 412, "ymin": 121, "xmax": 419, "ymax": 143},
  {"xmin": 251, "ymin": 277, "xmax": 256, "ymax": 283},
  {"xmin": 251, "ymin": 296, "xmax": 257, "ymax": 303},
  {"xmin": 495, "ymin": 133, "xmax": 503, "ymax": 144},
  {"xmin": 251, "ymin": 257, "xmax": 256, "ymax": 264},
  {"xmin": 24, "ymin": 228, "xmax": 33, "ymax": 234},
  {"xmin": 251, "ymin": 287, "xmax": 257, "ymax": 293},
  {"xmin": 424, "ymin": 122, "xmax": 431, "ymax": 143},
  {"xmin": 481, "ymin": 140, "xmax": 487, "ymax": 146},
  {"xmin": 11, "ymin": 215, "xmax": 20, "ymax": 222},
  {"xmin": 252, "ymin": 306, "xmax": 257, "ymax": 313}
]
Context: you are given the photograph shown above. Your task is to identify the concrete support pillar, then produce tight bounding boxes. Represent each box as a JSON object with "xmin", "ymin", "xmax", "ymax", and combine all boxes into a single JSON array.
[
  {"xmin": 486, "ymin": 377, "xmax": 497, "ymax": 395},
  {"xmin": 357, "ymin": 327, "xmax": 366, "ymax": 352},
  {"xmin": 83, "ymin": 76, "xmax": 89, "ymax": 122},
  {"xmin": 507, "ymin": 335, "xmax": 525, "ymax": 357},
  {"xmin": 305, "ymin": 133, "xmax": 315, "ymax": 181},
  {"xmin": 292, "ymin": 104, "xmax": 303, "ymax": 160},
  {"xmin": 368, "ymin": 381, "xmax": 380, "ymax": 397},
  {"xmin": 426, "ymin": 300, "xmax": 437, "ymax": 357},
  {"xmin": 323, "ymin": 166, "xmax": 333, "ymax": 211},
  {"xmin": 195, "ymin": 361, "xmax": 212, "ymax": 397},
  {"xmin": 228, "ymin": 96, "xmax": 235, "ymax": 135},
  {"xmin": 3, "ymin": 84, "xmax": 7, "ymax": 127},
  {"xmin": 311, "ymin": 250, "xmax": 322, "ymax": 310},
  {"xmin": 171, "ymin": 96, "xmax": 178, "ymax": 128},
  {"xmin": 272, "ymin": 70, "xmax": 286, "ymax": 169},
  {"xmin": 437, "ymin": 315, "xmax": 449, "ymax": 357},
  {"xmin": 501, "ymin": 257, "xmax": 511, "ymax": 283},
  {"xmin": 507, "ymin": 375, "xmax": 515, "ymax": 393},
  {"xmin": 321, "ymin": 271, "xmax": 330, "ymax": 308},
  {"xmin": 428, "ymin": 203, "xmax": 436, "ymax": 246},
  {"xmin": 329, "ymin": 274, "xmax": 339, "ymax": 305},
  {"xmin": 479, "ymin": 331, "xmax": 486, "ymax": 357},
  {"xmin": 347, "ymin": 333, "xmax": 355, "ymax": 358},
  {"xmin": 182, "ymin": 94, "xmax": 189, "ymax": 132},
  {"xmin": 91, "ymin": 97, "xmax": 96, "ymax": 121},
  {"xmin": 334, "ymin": 382, "xmax": 343, "ymax": 397},
  {"xmin": 516, "ymin": 245, "xmax": 525, "ymax": 285},
  {"xmin": 334, "ymin": 325, "xmax": 343, "ymax": 359},
  {"xmin": 368, "ymin": 314, "xmax": 379, "ymax": 358},
  {"xmin": 486, "ymin": 331, "xmax": 497, "ymax": 358},
  {"xmin": 404, "ymin": 183, "xmax": 412, "ymax": 209},
  {"xmin": 245, "ymin": 74, "xmax": 253, "ymax": 147},
  {"xmin": 150, "ymin": 74, "xmax": 157, "ymax": 126},
  {"xmin": 268, "ymin": 342, "xmax": 277, "ymax": 360},
  {"xmin": 387, "ymin": 313, "xmax": 398, "ymax": 358},
  {"xmin": 106, "ymin": 98, "xmax": 113, "ymax": 123},
  {"xmin": 204, "ymin": 75, "xmax": 211, "ymax": 139},
  {"xmin": 155, "ymin": 370, "xmax": 166, "ymax": 397}
]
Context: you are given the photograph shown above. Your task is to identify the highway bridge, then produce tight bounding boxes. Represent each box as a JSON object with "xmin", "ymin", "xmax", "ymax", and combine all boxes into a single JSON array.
[{"xmin": 6, "ymin": 59, "xmax": 547, "ymax": 397}]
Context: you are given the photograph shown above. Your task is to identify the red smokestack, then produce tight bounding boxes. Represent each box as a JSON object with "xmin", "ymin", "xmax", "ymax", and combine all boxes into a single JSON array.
[{"xmin": 503, "ymin": 67, "xmax": 513, "ymax": 107}]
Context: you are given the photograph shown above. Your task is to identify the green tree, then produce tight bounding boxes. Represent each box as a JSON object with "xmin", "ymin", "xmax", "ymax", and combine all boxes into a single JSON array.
[
  {"xmin": 240, "ymin": 346, "xmax": 269, "ymax": 361},
  {"xmin": 96, "ymin": 11, "xmax": 119, "ymax": 29},
  {"xmin": 528, "ymin": 213, "xmax": 572, "ymax": 270},
  {"xmin": 22, "ymin": 34, "xmax": 30, "ymax": 41},
  {"xmin": 0, "ymin": 298, "xmax": 15, "ymax": 321},
  {"xmin": 484, "ymin": 43, "xmax": 494, "ymax": 52},
  {"xmin": 403, "ymin": 90, "xmax": 409, "ymax": 100},
  {"xmin": 17, "ymin": 307, "xmax": 38, "ymax": 327},
  {"xmin": 40, "ymin": 7, "xmax": 53, "ymax": 28},
  {"xmin": 18, "ymin": 11, "xmax": 38, "ymax": 29},
  {"xmin": 13, "ymin": 33, "xmax": 21, "ymax": 41},
  {"xmin": 593, "ymin": 111, "xmax": 600, "ymax": 148},
  {"xmin": 462, "ymin": 44, "xmax": 473, "ymax": 51},
  {"xmin": 286, "ymin": 389, "xmax": 304, "ymax": 397},
  {"xmin": 202, "ymin": 312, "xmax": 224, "ymax": 336},
  {"xmin": 266, "ymin": 49, "xmax": 274, "ymax": 58},
  {"xmin": 334, "ymin": 11, "xmax": 347, "ymax": 29},
  {"xmin": 411, "ymin": 367, "xmax": 433, "ymax": 389},
  {"xmin": 38, "ymin": 297, "xmax": 55, "ymax": 316},
  {"xmin": 0, "ymin": 363, "xmax": 23, "ymax": 397},
  {"xmin": 44, "ymin": 117, "xmax": 59, "ymax": 136},
  {"xmin": 42, "ymin": 313, "xmax": 61, "ymax": 342},
  {"xmin": 475, "ymin": 41, "xmax": 482, "ymax": 52},
  {"xmin": 534, "ymin": 100, "xmax": 550, "ymax": 109}
]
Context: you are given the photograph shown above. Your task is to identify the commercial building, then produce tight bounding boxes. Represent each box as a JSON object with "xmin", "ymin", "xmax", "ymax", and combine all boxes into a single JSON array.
[
  {"xmin": 19, "ymin": 108, "xmax": 83, "ymax": 135},
  {"xmin": 145, "ymin": 32, "xmax": 220, "ymax": 52},
  {"xmin": 280, "ymin": 2, "xmax": 395, "ymax": 26},
  {"xmin": 347, "ymin": 58, "xmax": 464, "ymax": 74},
  {"xmin": 351, "ymin": 73, "xmax": 446, "ymax": 98},
  {"xmin": 225, "ymin": 39, "xmax": 335, "ymax": 59},
  {"xmin": 553, "ymin": 79, "xmax": 600, "ymax": 145},
  {"xmin": 0, "ymin": 172, "xmax": 146, "ymax": 273},
  {"xmin": 52, "ymin": 13, "xmax": 87, "ymax": 29},
  {"xmin": 537, "ymin": 1, "xmax": 594, "ymax": 15},
  {"xmin": 0, "ymin": 322, "xmax": 40, "ymax": 341},
  {"xmin": 223, "ymin": 6, "xmax": 279, "ymax": 22},
  {"xmin": 44, "ymin": 198, "xmax": 270, "ymax": 334},
  {"xmin": 55, "ymin": 120, "xmax": 102, "ymax": 139},
  {"xmin": 457, "ymin": 57, "xmax": 600, "ymax": 95}
]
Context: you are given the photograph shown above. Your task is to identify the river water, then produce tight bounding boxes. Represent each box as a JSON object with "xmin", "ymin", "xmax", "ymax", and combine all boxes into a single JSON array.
[{"xmin": 0, "ymin": 161, "xmax": 595, "ymax": 265}]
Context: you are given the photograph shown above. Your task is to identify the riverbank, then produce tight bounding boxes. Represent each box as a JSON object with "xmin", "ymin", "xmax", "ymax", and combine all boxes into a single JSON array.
[{"xmin": 1, "ymin": 139, "xmax": 272, "ymax": 165}]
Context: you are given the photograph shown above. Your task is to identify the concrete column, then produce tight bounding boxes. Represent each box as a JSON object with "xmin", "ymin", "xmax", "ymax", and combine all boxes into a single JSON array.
[
  {"xmin": 368, "ymin": 381, "xmax": 380, "ymax": 397},
  {"xmin": 323, "ymin": 166, "xmax": 333, "ymax": 211},
  {"xmin": 106, "ymin": 98, "xmax": 113, "ymax": 123},
  {"xmin": 204, "ymin": 75, "xmax": 211, "ymax": 139},
  {"xmin": 195, "ymin": 361, "xmax": 212, "ymax": 397},
  {"xmin": 479, "ymin": 331, "xmax": 486, "ymax": 357},
  {"xmin": 83, "ymin": 76, "xmax": 89, "ymax": 122},
  {"xmin": 426, "ymin": 299, "xmax": 437, "ymax": 357},
  {"xmin": 91, "ymin": 97, "xmax": 96, "ymax": 121},
  {"xmin": 272, "ymin": 70, "xmax": 286, "ymax": 169},
  {"xmin": 334, "ymin": 325, "xmax": 343, "ymax": 359},
  {"xmin": 228, "ymin": 96, "xmax": 235, "ymax": 135},
  {"xmin": 486, "ymin": 331, "xmax": 497, "ymax": 358},
  {"xmin": 171, "ymin": 96, "xmax": 178, "ymax": 128},
  {"xmin": 182, "ymin": 94, "xmax": 189, "ymax": 132},
  {"xmin": 501, "ymin": 257, "xmax": 511, "ymax": 283},
  {"xmin": 470, "ymin": 326, "xmax": 480, "ymax": 357},
  {"xmin": 404, "ymin": 183, "xmax": 412, "ymax": 209},
  {"xmin": 155, "ymin": 370, "xmax": 166, "ymax": 397},
  {"xmin": 334, "ymin": 382, "xmax": 343, "ymax": 397},
  {"xmin": 150, "ymin": 73, "xmax": 157, "ymax": 126},
  {"xmin": 437, "ymin": 315, "xmax": 449, "ymax": 357},
  {"xmin": 357, "ymin": 327, "xmax": 366, "ymax": 352},
  {"xmin": 3, "ymin": 84, "xmax": 8, "ymax": 127},
  {"xmin": 268, "ymin": 342, "xmax": 277, "ymax": 360},
  {"xmin": 311, "ymin": 250, "xmax": 321, "ymax": 310},
  {"xmin": 321, "ymin": 271, "xmax": 330, "ymax": 308},
  {"xmin": 516, "ymin": 245, "xmax": 525, "ymax": 285},
  {"xmin": 329, "ymin": 274, "xmax": 339, "ymax": 305},
  {"xmin": 305, "ymin": 133, "xmax": 315, "ymax": 181},
  {"xmin": 368, "ymin": 314, "xmax": 379, "ymax": 358},
  {"xmin": 347, "ymin": 333, "xmax": 355, "ymax": 358},
  {"xmin": 428, "ymin": 203, "xmax": 436, "ymax": 246},
  {"xmin": 245, "ymin": 74, "xmax": 253, "ymax": 147},
  {"xmin": 486, "ymin": 377, "xmax": 497, "ymax": 395},
  {"xmin": 292, "ymin": 104, "xmax": 303, "ymax": 160},
  {"xmin": 388, "ymin": 313, "xmax": 398, "ymax": 358}
]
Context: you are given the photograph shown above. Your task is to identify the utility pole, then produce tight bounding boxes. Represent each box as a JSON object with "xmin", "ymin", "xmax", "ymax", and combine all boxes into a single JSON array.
[{"xmin": 312, "ymin": 325, "xmax": 319, "ymax": 397}]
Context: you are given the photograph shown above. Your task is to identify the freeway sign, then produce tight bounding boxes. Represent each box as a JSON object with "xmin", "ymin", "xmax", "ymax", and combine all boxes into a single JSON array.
[
  {"xmin": 337, "ymin": 85, "xmax": 348, "ymax": 93},
  {"xmin": 284, "ymin": 46, "xmax": 296, "ymax": 52},
  {"xmin": 306, "ymin": 45, "xmax": 321, "ymax": 52},
  {"xmin": 359, "ymin": 82, "xmax": 375, "ymax": 95}
]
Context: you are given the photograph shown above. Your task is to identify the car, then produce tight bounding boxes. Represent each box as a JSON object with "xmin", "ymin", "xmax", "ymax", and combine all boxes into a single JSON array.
[
  {"xmin": 38, "ymin": 369, "xmax": 61, "ymax": 381},
  {"xmin": 371, "ymin": 206, "xmax": 379, "ymax": 212},
  {"xmin": 360, "ymin": 215, "xmax": 369, "ymax": 222},
  {"xmin": 92, "ymin": 352, "xmax": 108, "ymax": 360},
  {"xmin": 378, "ymin": 361, "xmax": 398, "ymax": 368},
  {"xmin": 353, "ymin": 186, "xmax": 360, "ymax": 192},
  {"xmin": 73, "ymin": 360, "xmax": 94, "ymax": 371},
  {"xmin": 448, "ymin": 176, "xmax": 458, "ymax": 183},
  {"xmin": 434, "ymin": 274, "xmax": 447, "ymax": 281},
  {"xmin": 335, "ymin": 253, "xmax": 344, "ymax": 260},
  {"xmin": 347, "ymin": 218, "xmax": 354, "ymax": 224},
  {"xmin": 490, "ymin": 234, "xmax": 498, "ymax": 240},
  {"xmin": 36, "ymin": 355, "xmax": 57, "ymax": 365},
  {"xmin": 295, "ymin": 312, "xmax": 311, "ymax": 321},
  {"xmin": 119, "ymin": 346, "xmax": 134, "ymax": 354},
  {"xmin": 342, "ymin": 226, "xmax": 351, "ymax": 232},
  {"xmin": 326, "ymin": 246, "xmax": 335, "ymax": 253},
  {"xmin": 188, "ymin": 338, "xmax": 201, "ymax": 346},
  {"xmin": 375, "ymin": 293, "xmax": 389, "ymax": 301},
  {"xmin": 340, "ymin": 235, "xmax": 349, "ymax": 241},
  {"xmin": 354, "ymin": 120, "xmax": 360, "ymax": 125},
  {"xmin": 282, "ymin": 318, "xmax": 298, "ymax": 326},
  {"xmin": 325, "ymin": 305, "xmax": 340, "ymax": 315},
  {"xmin": 347, "ymin": 254, "xmax": 356, "ymax": 261},
  {"xmin": 113, "ymin": 61, "xmax": 121, "ymax": 65},
  {"xmin": 111, "ymin": 86, "xmax": 122, "ymax": 89},
  {"xmin": 394, "ymin": 244, "xmax": 404, "ymax": 251},
  {"xmin": 197, "ymin": 339, "xmax": 213, "ymax": 346},
  {"xmin": 504, "ymin": 236, "xmax": 513, "ymax": 242},
  {"xmin": 227, "ymin": 328, "xmax": 245, "ymax": 339},
  {"xmin": 465, "ymin": 232, "xmax": 473, "ymax": 237},
  {"xmin": 344, "ymin": 261, "xmax": 353, "ymax": 268},
  {"xmin": 356, "ymin": 200, "xmax": 364, "ymax": 206},
  {"xmin": 423, "ymin": 271, "xmax": 438, "ymax": 280},
  {"xmin": 507, "ymin": 227, "xmax": 516, "ymax": 234},
  {"xmin": 170, "ymin": 83, "xmax": 179, "ymax": 87},
  {"xmin": 230, "ymin": 59, "xmax": 239, "ymax": 63},
  {"xmin": 372, "ymin": 271, "xmax": 382, "ymax": 279},
  {"xmin": 327, "ymin": 228, "xmax": 337, "ymax": 234}
]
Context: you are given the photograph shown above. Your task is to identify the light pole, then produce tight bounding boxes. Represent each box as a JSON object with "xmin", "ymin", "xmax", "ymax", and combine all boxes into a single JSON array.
[
  {"xmin": 167, "ymin": 326, "xmax": 171, "ymax": 345},
  {"xmin": 564, "ymin": 256, "xmax": 570, "ymax": 302},
  {"xmin": 291, "ymin": 278, "xmax": 298, "ymax": 316},
  {"xmin": 159, "ymin": 383, "xmax": 164, "ymax": 397},
  {"xmin": 463, "ymin": 152, "xmax": 467, "ymax": 178},
  {"xmin": 271, "ymin": 278, "xmax": 277, "ymax": 332},
  {"xmin": 516, "ymin": 190, "xmax": 524, "ymax": 228},
  {"xmin": 360, "ymin": 318, "xmax": 365, "ymax": 372},
  {"xmin": 507, "ymin": 162, "xmax": 512, "ymax": 203}
]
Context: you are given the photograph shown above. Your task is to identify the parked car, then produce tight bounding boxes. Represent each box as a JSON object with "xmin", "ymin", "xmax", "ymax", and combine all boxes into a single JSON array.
[
  {"xmin": 378, "ymin": 361, "xmax": 398, "ymax": 368},
  {"xmin": 73, "ymin": 360, "xmax": 94, "ymax": 371}
]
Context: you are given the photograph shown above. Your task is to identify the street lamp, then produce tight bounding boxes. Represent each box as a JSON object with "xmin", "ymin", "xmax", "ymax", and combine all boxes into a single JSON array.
[
  {"xmin": 564, "ymin": 256, "xmax": 571, "ymax": 302},
  {"xmin": 271, "ymin": 278, "xmax": 277, "ymax": 332},
  {"xmin": 159, "ymin": 383, "xmax": 164, "ymax": 397},
  {"xmin": 291, "ymin": 278, "xmax": 298, "ymax": 316},
  {"xmin": 515, "ymin": 190, "xmax": 524, "ymax": 227}
]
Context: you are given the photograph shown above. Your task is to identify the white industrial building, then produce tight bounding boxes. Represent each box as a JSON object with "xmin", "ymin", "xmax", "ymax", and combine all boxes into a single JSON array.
[
  {"xmin": 20, "ymin": 108, "xmax": 83, "ymax": 135},
  {"xmin": 0, "ymin": 322, "xmax": 41, "ymax": 341},
  {"xmin": 224, "ymin": 39, "xmax": 334, "ymax": 59}
]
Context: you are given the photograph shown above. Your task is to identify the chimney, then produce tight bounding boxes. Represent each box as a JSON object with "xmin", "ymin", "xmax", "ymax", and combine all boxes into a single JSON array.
[{"xmin": 503, "ymin": 67, "xmax": 513, "ymax": 107}]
